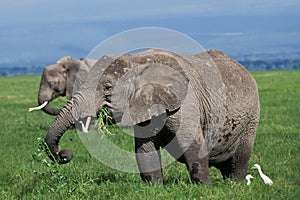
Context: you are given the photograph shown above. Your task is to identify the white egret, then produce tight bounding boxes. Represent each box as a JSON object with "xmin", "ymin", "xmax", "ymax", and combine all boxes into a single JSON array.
[
  {"xmin": 252, "ymin": 164, "xmax": 273, "ymax": 185},
  {"xmin": 245, "ymin": 174, "xmax": 254, "ymax": 186}
]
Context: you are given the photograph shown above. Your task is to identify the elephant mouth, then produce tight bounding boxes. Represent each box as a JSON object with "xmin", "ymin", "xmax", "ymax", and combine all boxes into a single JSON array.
[
  {"xmin": 51, "ymin": 92, "xmax": 61, "ymax": 99},
  {"xmin": 76, "ymin": 102, "xmax": 120, "ymax": 133},
  {"xmin": 106, "ymin": 109, "xmax": 122, "ymax": 124},
  {"xmin": 101, "ymin": 101, "xmax": 125, "ymax": 124}
]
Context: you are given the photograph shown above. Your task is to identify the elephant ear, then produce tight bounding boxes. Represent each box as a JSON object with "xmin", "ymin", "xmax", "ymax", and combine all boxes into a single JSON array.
[
  {"xmin": 64, "ymin": 60, "xmax": 85, "ymax": 99},
  {"xmin": 56, "ymin": 56, "xmax": 74, "ymax": 80},
  {"xmin": 119, "ymin": 63, "xmax": 189, "ymax": 125}
]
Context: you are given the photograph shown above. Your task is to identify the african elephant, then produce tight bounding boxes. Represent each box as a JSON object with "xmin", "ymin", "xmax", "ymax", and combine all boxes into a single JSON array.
[
  {"xmin": 44, "ymin": 49, "xmax": 260, "ymax": 184},
  {"xmin": 29, "ymin": 56, "xmax": 96, "ymax": 115}
]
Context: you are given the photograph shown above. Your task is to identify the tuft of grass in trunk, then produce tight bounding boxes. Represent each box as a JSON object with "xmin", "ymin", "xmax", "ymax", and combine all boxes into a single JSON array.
[{"xmin": 96, "ymin": 107, "xmax": 114, "ymax": 135}]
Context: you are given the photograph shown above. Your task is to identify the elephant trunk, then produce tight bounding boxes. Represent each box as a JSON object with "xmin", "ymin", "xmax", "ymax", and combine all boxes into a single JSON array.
[
  {"xmin": 45, "ymin": 100, "xmax": 74, "ymax": 164},
  {"xmin": 38, "ymin": 91, "xmax": 61, "ymax": 115}
]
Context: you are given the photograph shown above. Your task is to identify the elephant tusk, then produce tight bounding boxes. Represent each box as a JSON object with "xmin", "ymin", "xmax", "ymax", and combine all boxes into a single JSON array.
[
  {"xmin": 79, "ymin": 116, "xmax": 91, "ymax": 133},
  {"xmin": 28, "ymin": 101, "xmax": 48, "ymax": 112}
]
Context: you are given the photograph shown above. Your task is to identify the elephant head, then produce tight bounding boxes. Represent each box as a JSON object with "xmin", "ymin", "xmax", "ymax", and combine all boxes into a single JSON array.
[
  {"xmin": 29, "ymin": 56, "xmax": 95, "ymax": 115},
  {"xmin": 44, "ymin": 49, "xmax": 189, "ymax": 164}
]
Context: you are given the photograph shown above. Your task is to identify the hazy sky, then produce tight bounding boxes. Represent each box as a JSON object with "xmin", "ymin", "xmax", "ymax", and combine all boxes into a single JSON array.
[{"xmin": 0, "ymin": 0, "xmax": 299, "ymax": 65}]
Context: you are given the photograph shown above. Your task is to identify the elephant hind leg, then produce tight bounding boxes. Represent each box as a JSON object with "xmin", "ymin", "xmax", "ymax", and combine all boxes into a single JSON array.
[
  {"xmin": 214, "ymin": 140, "xmax": 253, "ymax": 181},
  {"xmin": 215, "ymin": 119, "xmax": 258, "ymax": 181}
]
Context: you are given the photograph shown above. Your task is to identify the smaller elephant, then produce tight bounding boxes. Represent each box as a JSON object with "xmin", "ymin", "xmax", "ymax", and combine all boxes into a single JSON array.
[{"xmin": 29, "ymin": 56, "xmax": 96, "ymax": 115}]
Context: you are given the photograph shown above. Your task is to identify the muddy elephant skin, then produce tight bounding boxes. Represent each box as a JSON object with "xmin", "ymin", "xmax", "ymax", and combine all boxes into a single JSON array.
[{"xmin": 45, "ymin": 49, "xmax": 260, "ymax": 184}]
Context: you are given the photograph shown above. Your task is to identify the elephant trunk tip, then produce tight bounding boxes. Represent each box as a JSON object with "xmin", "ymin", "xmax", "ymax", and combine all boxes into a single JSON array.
[
  {"xmin": 44, "ymin": 139, "xmax": 73, "ymax": 164},
  {"xmin": 46, "ymin": 148, "xmax": 73, "ymax": 164},
  {"xmin": 58, "ymin": 150, "xmax": 73, "ymax": 164}
]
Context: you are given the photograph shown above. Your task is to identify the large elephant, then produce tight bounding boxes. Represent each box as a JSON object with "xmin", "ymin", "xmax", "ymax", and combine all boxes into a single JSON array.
[
  {"xmin": 45, "ymin": 49, "xmax": 260, "ymax": 184},
  {"xmin": 29, "ymin": 56, "xmax": 96, "ymax": 115}
]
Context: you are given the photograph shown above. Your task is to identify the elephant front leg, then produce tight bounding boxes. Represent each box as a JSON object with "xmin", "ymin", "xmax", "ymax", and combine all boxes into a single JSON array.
[
  {"xmin": 184, "ymin": 144, "xmax": 211, "ymax": 184},
  {"xmin": 134, "ymin": 137, "xmax": 163, "ymax": 184}
]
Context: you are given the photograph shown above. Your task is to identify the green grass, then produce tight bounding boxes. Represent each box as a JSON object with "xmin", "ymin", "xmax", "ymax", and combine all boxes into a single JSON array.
[{"xmin": 0, "ymin": 71, "xmax": 299, "ymax": 199}]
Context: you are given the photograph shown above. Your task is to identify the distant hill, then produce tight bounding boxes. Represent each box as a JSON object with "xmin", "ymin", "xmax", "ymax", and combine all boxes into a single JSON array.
[
  {"xmin": 235, "ymin": 53, "xmax": 300, "ymax": 71},
  {"xmin": 0, "ymin": 64, "xmax": 46, "ymax": 76},
  {"xmin": 0, "ymin": 53, "xmax": 299, "ymax": 76}
]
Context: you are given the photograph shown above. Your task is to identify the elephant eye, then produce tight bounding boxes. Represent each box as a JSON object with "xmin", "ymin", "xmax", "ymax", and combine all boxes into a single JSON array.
[
  {"xmin": 49, "ymin": 81, "xmax": 55, "ymax": 87},
  {"xmin": 49, "ymin": 80, "xmax": 59, "ymax": 89}
]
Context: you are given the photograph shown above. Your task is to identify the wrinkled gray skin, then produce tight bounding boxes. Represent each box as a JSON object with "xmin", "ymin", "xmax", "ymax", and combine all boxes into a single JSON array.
[
  {"xmin": 37, "ymin": 56, "xmax": 95, "ymax": 115},
  {"xmin": 45, "ymin": 49, "xmax": 260, "ymax": 184}
]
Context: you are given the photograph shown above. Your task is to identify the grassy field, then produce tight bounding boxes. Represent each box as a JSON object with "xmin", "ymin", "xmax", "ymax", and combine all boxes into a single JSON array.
[{"xmin": 0, "ymin": 71, "xmax": 299, "ymax": 199}]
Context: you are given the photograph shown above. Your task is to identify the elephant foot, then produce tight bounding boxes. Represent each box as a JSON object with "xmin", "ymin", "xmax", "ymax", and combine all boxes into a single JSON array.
[
  {"xmin": 215, "ymin": 159, "xmax": 248, "ymax": 181},
  {"xmin": 140, "ymin": 171, "xmax": 163, "ymax": 184},
  {"xmin": 190, "ymin": 162, "xmax": 211, "ymax": 184},
  {"xmin": 188, "ymin": 161, "xmax": 211, "ymax": 184}
]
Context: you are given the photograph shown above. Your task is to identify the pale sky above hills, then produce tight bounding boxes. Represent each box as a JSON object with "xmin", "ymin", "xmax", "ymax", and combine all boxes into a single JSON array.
[{"xmin": 0, "ymin": 0, "xmax": 299, "ymax": 65}]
